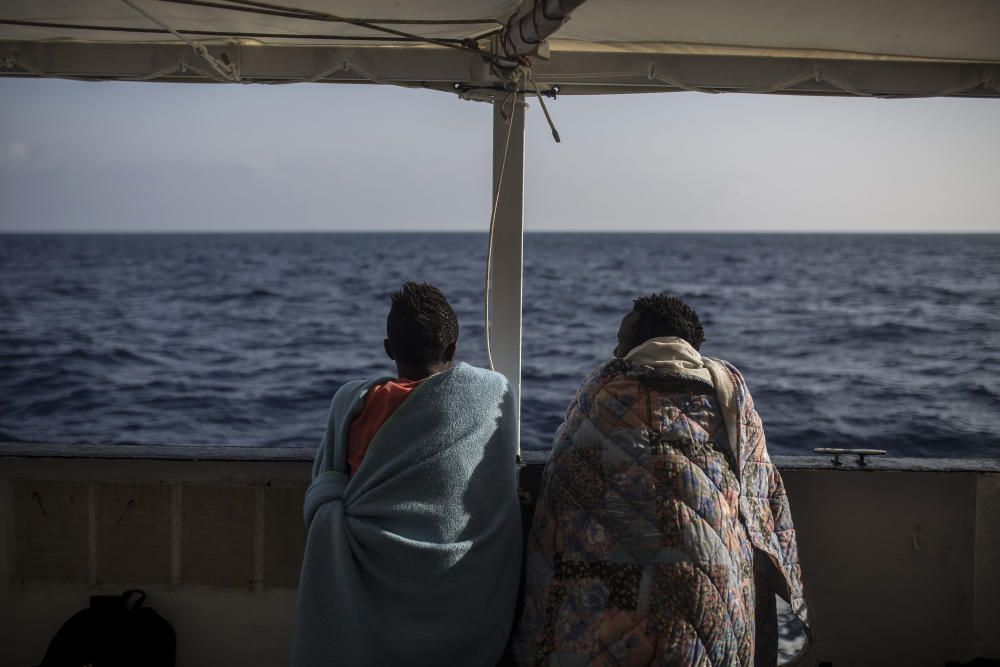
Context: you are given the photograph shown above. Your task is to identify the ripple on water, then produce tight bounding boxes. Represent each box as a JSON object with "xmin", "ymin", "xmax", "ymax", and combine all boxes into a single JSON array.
[{"xmin": 0, "ymin": 232, "xmax": 998, "ymax": 456}]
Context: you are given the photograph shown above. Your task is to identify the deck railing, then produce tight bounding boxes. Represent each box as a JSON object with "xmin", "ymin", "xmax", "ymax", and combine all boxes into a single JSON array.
[{"xmin": 2, "ymin": 443, "xmax": 998, "ymax": 666}]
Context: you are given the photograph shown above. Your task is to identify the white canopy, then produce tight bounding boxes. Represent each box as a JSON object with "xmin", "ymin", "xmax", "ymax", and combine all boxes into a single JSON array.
[{"xmin": 2, "ymin": 0, "xmax": 999, "ymax": 97}]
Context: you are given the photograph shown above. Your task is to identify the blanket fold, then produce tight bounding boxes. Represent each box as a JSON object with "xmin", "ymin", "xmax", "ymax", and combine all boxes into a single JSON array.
[
  {"xmin": 303, "ymin": 471, "xmax": 349, "ymax": 527},
  {"xmin": 291, "ymin": 362, "xmax": 522, "ymax": 667}
]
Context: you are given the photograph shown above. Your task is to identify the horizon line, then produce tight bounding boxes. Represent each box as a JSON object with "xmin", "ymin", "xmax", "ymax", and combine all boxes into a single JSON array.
[{"xmin": 2, "ymin": 229, "xmax": 999, "ymax": 235}]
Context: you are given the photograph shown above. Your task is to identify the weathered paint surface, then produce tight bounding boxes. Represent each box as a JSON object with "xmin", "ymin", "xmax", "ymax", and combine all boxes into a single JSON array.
[
  {"xmin": 97, "ymin": 482, "xmax": 172, "ymax": 584},
  {"xmin": 261, "ymin": 485, "xmax": 308, "ymax": 589},
  {"xmin": 782, "ymin": 469, "xmax": 977, "ymax": 665},
  {"xmin": 13, "ymin": 479, "xmax": 89, "ymax": 583},
  {"xmin": 181, "ymin": 485, "xmax": 255, "ymax": 587},
  {"xmin": 974, "ymin": 473, "xmax": 1000, "ymax": 659}
]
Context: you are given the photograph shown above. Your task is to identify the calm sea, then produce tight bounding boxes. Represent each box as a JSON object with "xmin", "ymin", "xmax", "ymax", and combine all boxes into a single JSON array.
[{"xmin": 1, "ymin": 233, "xmax": 998, "ymax": 458}]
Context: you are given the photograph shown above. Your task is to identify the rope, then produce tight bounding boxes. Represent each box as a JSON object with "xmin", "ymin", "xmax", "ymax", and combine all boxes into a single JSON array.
[
  {"xmin": 529, "ymin": 73, "xmax": 561, "ymax": 142},
  {"xmin": 0, "ymin": 18, "xmax": 484, "ymax": 44},
  {"xmin": 647, "ymin": 65, "xmax": 720, "ymax": 94},
  {"xmin": 127, "ymin": 62, "xmax": 190, "ymax": 81},
  {"xmin": 156, "ymin": 0, "xmax": 504, "ymax": 26},
  {"xmin": 120, "ymin": 0, "xmax": 240, "ymax": 81},
  {"xmin": 261, "ymin": 59, "xmax": 350, "ymax": 85},
  {"xmin": 759, "ymin": 71, "xmax": 817, "ymax": 94},
  {"xmin": 482, "ymin": 68, "xmax": 558, "ymax": 379},
  {"xmin": 300, "ymin": 60, "xmax": 347, "ymax": 84},
  {"xmin": 654, "ymin": 63, "xmax": 998, "ymax": 98},
  {"xmin": 0, "ymin": 48, "xmax": 427, "ymax": 88},
  {"xmin": 206, "ymin": 0, "xmax": 498, "ymax": 61},
  {"xmin": 813, "ymin": 68, "xmax": 870, "ymax": 97},
  {"xmin": 340, "ymin": 59, "xmax": 419, "ymax": 89},
  {"xmin": 989, "ymin": 71, "xmax": 1000, "ymax": 93},
  {"xmin": 539, "ymin": 71, "xmax": 645, "ymax": 80},
  {"xmin": 0, "ymin": 51, "xmax": 220, "ymax": 82},
  {"xmin": 179, "ymin": 57, "xmax": 242, "ymax": 83},
  {"xmin": 646, "ymin": 63, "xmax": 987, "ymax": 98},
  {"xmin": 484, "ymin": 81, "xmax": 522, "ymax": 372},
  {"xmin": 868, "ymin": 69, "xmax": 1000, "ymax": 99}
]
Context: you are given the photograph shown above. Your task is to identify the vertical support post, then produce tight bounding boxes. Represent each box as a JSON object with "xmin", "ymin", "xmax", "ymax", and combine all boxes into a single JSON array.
[{"xmin": 491, "ymin": 91, "xmax": 526, "ymax": 452}]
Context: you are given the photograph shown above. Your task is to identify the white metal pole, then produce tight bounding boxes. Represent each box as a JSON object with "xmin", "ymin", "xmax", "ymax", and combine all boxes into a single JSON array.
[{"xmin": 490, "ymin": 91, "xmax": 526, "ymax": 452}]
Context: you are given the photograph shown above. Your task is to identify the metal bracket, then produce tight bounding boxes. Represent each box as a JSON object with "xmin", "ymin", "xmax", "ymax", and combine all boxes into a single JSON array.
[{"xmin": 814, "ymin": 448, "xmax": 887, "ymax": 466}]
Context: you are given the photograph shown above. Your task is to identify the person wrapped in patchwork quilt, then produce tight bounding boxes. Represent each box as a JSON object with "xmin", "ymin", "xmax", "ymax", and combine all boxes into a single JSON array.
[
  {"xmin": 513, "ymin": 294, "xmax": 808, "ymax": 666},
  {"xmin": 291, "ymin": 283, "xmax": 521, "ymax": 667}
]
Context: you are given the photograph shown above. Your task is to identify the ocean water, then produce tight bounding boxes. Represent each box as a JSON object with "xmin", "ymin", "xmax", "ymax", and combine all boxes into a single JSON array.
[{"xmin": 1, "ymin": 232, "xmax": 998, "ymax": 458}]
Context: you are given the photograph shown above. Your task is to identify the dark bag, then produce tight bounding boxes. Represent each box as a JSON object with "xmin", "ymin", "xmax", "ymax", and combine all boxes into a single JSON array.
[{"xmin": 36, "ymin": 589, "xmax": 175, "ymax": 667}]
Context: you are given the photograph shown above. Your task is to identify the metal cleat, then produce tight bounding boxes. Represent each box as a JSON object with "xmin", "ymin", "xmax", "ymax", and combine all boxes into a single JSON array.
[{"xmin": 813, "ymin": 448, "xmax": 888, "ymax": 466}]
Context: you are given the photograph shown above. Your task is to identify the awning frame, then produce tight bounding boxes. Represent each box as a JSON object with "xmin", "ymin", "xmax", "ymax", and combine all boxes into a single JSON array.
[{"xmin": 4, "ymin": 40, "xmax": 1000, "ymax": 99}]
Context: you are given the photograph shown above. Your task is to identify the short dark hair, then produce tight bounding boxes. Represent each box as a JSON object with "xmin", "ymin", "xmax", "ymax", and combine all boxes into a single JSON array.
[
  {"xmin": 631, "ymin": 293, "xmax": 705, "ymax": 350},
  {"xmin": 386, "ymin": 282, "xmax": 459, "ymax": 366}
]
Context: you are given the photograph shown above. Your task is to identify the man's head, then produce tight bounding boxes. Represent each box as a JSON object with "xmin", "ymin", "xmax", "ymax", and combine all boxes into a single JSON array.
[
  {"xmin": 614, "ymin": 293, "xmax": 705, "ymax": 358},
  {"xmin": 385, "ymin": 282, "xmax": 459, "ymax": 379}
]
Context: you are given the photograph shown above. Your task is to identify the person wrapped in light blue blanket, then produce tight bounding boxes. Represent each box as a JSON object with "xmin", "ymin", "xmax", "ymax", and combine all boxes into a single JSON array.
[{"xmin": 291, "ymin": 283, "xmax": 522, "ymax": 667}]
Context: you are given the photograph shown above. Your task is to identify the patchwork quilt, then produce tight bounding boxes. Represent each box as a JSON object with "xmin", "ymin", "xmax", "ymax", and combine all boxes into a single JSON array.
[{"xmin": 513, "ymin": 358, "xmax": 807, "ymax": 666}]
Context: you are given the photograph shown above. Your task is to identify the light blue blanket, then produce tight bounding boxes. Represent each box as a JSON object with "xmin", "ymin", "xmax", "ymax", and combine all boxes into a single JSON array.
[{"xmin": 291, "ymin": 362, "xmax": 522, "ymax": 666}]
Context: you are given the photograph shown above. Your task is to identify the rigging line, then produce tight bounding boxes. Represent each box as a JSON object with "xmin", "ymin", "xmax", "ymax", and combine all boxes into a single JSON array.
[
  {"xmin": 484, "ymin": 86, "xmax": 520, "ymax": 373},
  {"xmin": 201, "ymin": 0, "xmax": 497, "ymax": 59},
  {"xmin": 119, "ymin": 0, "xmax": 240, "ymax": 81},
  {"xmin": 541, "ymin": 72, "xmax": 644, "ymax": 79},
  {"xmin": 815, "ymin": 69, "xmax": 871, "ymax": 97},
  {"xmin": 647, "ymin": 65, "xmax": 719, "ymax": 94},
  {"xmin": 260, "ymin": 59, "xmax": 347, "ymax": 85},
  {"xmin": 875, "ymin": 73, "xmax": 1000, "ymax": 99},
  {"xmin": 339, "ymin": 59, "xmax": 423, "ymax": 91},
  {"xmin": 0, "ymin": 57, "xmax": 100, "ymax": 82},
  {"xmin": 179, "ymin": 56, "xmax": 246, "ymax": 82},
  {"xmin": 0, "ymin": 19, "xmax": 473, "ymax": 43},
  {"xmin": 2, "ymin": 53, "xmax": 187, "ymax": 82},
  {"xmin": 156, "ymin": 0, "xmax": 504, "ymax": 26},
  {"xmin": 989, "ymin": 72, "xmax": 1000, "ymax": 93},
  {"xmin": 528, "ymin": 74, "xmax": 561, "ymax": 143}
]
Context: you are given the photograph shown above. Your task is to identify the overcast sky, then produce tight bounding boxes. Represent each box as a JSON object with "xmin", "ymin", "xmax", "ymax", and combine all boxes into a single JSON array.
[{"xmin": 1, "ymin": 78, "xmax": 998, "ymax": 233}]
